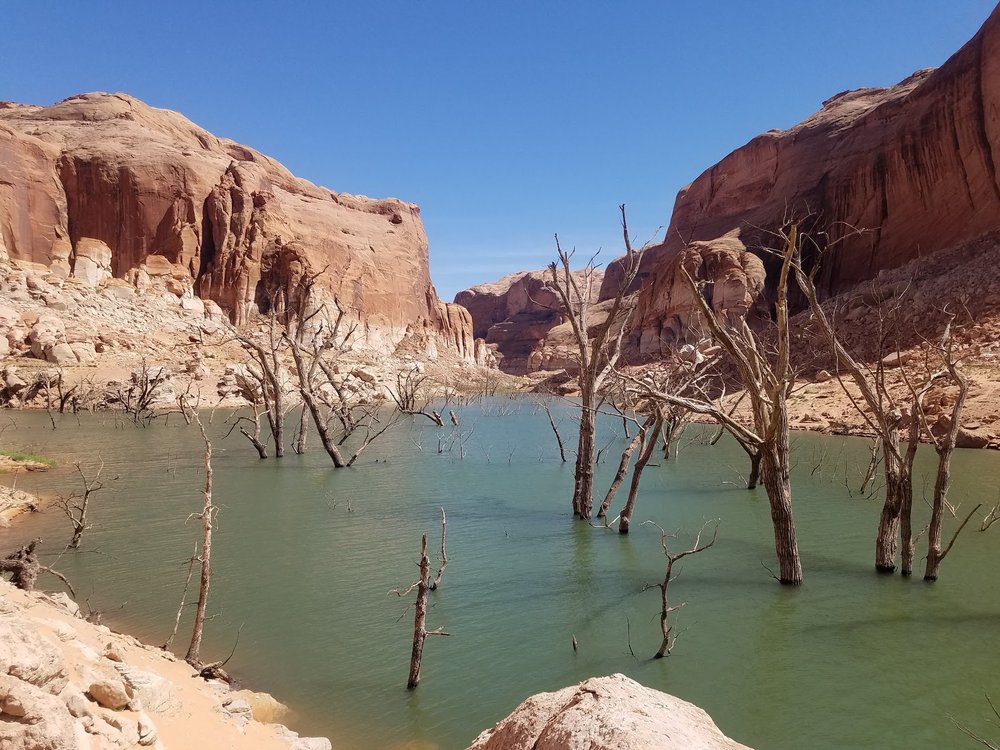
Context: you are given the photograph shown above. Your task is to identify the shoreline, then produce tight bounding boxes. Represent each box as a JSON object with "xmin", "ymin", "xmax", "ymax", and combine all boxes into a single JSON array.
[{"xmin": 0, "ymin": 577, "xmax": 332, "ymax": 749}]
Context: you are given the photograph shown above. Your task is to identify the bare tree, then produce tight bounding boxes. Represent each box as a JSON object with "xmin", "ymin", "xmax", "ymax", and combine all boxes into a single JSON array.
[
  {"xmin": 628, "ymin": 230, "xmax": 802, "ymax": 583},
  {"xmin": 538, "ymin": 400, "xmax": 567, "ymax": 463},
  {"xmin": 107, "ymin": 360, "xmax": 170, "ymax": 425},
  {"xmin": 642, "ymin": 520, "xmax": 719, "ymax": 657},
  {"xmin": 430, "ymin": 507, "xmax": 448, "ymax": 591},
  {"xmin": 392, "ymin": 534, "xmax": 450, "ymax": 689},
  {"xmin": 391, "ymin": 369, "xmax": 444, "ymax": 426},
  {"xmin": 618, "ymin": 410, "xmax": 664, "ymax": 534},
  {"xmin": 0, "ymin": 539, "xmax": 75, "ymax": 596},
  {"xmin": 185, "ymin": 413, "xmax": 215, "ymax": 668},
  {"xmin": 548, "ymin": 204, "xmax": 641, "ymax": 519},
  {"xmin": 230, "ymin": 315, "xmax": 290, "ymax": 458},
  {"xmin": 913, "ymin": 320, "xmax": 978, "ymax": 581},
  {"xmin": 56, "ymin": 460, "xmax": 105, "ymax": 549},
  {"xmin": 794, "ymin": 234, "xmax": 933, "ymax": 575}
]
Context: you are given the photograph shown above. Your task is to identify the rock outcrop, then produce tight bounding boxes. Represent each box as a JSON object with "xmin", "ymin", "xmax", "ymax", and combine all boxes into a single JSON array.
[
  {"xmin": 467, "ymin": 674, "xmax": 750, "ymax": 750},
  {"xmin": 455, "ymin": 268, "xmax": 602, "ymax": 374},
  {"xmin": 0, "ymin": 92, "xmax": 474, "ymax": 360},
  {"xmin": 0, "ymin": 578, "xmax": 329, "ymax": 750},
  {"xmin": 627, "ymin": 4, "xmax": 1000, "ymax": 354}
]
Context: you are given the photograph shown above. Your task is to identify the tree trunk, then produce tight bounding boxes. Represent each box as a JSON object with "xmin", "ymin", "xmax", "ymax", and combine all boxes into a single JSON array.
[
  {"xmin": 598, "ymin": 420, "xmax": 649, "ymax": 518},
  {"xmin": 760, "ymin": 439, "xmax": 802, "ymax": 585},
  {"xmin": 619, "ymin": 414, "xmax": 662, "ymax": 535},
  {"xmin": 899, "ymin": 472, "xmax": 915, "ymax": 576},
  {"xmin": 294, "ymin": 406, "xmax": 309, "ymax": 454},
  {"xmin": 407, "ymin": 534, "xmax": 430, "ymax": 689},
  {"xmin": 747, "ymin": 449, "xmax": 761, "ymax": 490},
  {"xmin": 185, "ymin": 424, "xmax": 213, "ymax": 667},
  {"xmin": 572, "ymin": 395, "xmax": 596, "ymax": 519},
  {"xmin": 875, "ymin": 455, "xmax": 904, "ymax": 573}
]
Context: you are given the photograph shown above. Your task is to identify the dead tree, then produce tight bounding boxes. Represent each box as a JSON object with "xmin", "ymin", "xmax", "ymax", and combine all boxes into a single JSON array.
[
  {"xmin": 642, "ymin": 520, "xmax": 719, "ymax": 658},
  {"xmin": 430, "ymin": 507, "xmax": 448, "ymax": 591},
  {"xmin": 539, "ymin": 400, "xmax": 567, "ymax": 462},
  {"xmin": 224, "ymin": 405, "xmax": 269, "ymax": 459},
  {"xmin": 107, "ymin": 360, "xmax": 170, "ymax": 425},
  {"xmin": 163, "ymin": 544, "xmax": 198, "ymax": 651},
  {"xmin": 56, "ymin": 460, "xmax": 105, "ymax": 549},
  {"xmin": 391, "ymin": 369, "xmax": 444, "ymax": 426},
  {"xmin": 0, "ymin": 539, "xmax": 75, "ymax": 596},
  {"xmin": 598, "ymin": 416, "xmax": 649, "ymax": 519},
  {"xmin": 230, "ymin": 315, "xmax": 290, "ymax": 457},
  {"xmin": 794, "ymin": 236, "xmax": 929, "ymax": 574},
  {"xmin": 618, "ymin": 410, "xmax": 664, "ymax": 534},
  {"xmin": 392, "ymin": 534, "xmax": 450, "ymax": 689},
  {"xmin": 680, "ymin": 230, "xmax": 801, "ymax": 583},
  {"xmin": 916, "ymin": 321, "xmax": 976, "ymax": 581},
  {"xmin": 185, "ymin": 414, "xmax": 215, "ymax": 668},
  {"xmin": 548, "ymin": 204, "xmax": 641, "ymax": 519}
]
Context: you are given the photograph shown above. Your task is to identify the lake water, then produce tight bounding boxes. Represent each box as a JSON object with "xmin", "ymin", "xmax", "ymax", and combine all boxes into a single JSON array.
[{"xmin": 1, "ymin": 401, "xmax": 999, "ymax": 749}]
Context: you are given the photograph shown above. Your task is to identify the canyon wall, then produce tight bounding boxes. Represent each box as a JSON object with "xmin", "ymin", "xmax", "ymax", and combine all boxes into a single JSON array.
[
  {"xmin": 454, "ymin": 268, "xmax": 602, "ymax": 374},
  {"xmin": 631, "ymin": 3, "xmax": 1000, "ymax": 355},
  {"xmin": 0, "ymin": 93, "xmax": 475, "ymax": 360}
]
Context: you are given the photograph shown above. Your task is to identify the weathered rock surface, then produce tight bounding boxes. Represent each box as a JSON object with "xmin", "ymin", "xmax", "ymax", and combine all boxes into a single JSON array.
[
  {"xmin": 624, "ymin": 4, "xmax": 1000, "ymax": 355},
  {"xmin": 455, "ymin": 268, "xmax": 602, "ymax": 374},
  {"xmin": 467, "ymin": 673, "xmax": 750, "ymax": 750},
  {"xmin": 0, "ymin": 92, "xmax": 472, "ymax": 360},
  {"xmin": 0, "ymin": 578, "xmax": 329, "ymax": 750}
]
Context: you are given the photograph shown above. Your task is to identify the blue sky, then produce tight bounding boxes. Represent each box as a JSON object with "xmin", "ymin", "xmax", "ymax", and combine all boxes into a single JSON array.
[{"xmin": 1, "ymin": 2, "xmax": 995, "ymax": 299}]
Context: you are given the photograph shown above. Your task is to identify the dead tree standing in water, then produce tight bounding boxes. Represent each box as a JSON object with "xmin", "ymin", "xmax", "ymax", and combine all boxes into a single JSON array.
[
  {"xmin": 392, "ymin": 534, "xmax": 450, "ymax": 689},
  {"xmin": 629, "ymin": 231, "xmax": 802, "ymax": 583},
  {"xmin": 57, "ymin": 459, "xmax": 105, "ymax": 549},
  {"xmin": 548, "ymin": 205, "xmax": 641, "ymax": 519},
  {"xmin": 185, "ymin": 414, "xmax": 215, "ymax": 668},
  {"xmin": 642, "ymin": 520, "xmax": 718, "ymax": 658},
  {"xmin": 913, "ymin": 320, "xmax": 977, "ymax": 581}
]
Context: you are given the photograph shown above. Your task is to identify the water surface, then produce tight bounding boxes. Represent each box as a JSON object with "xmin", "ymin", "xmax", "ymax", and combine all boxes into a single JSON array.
[{"xmin": 1, "ymin": 402, "xmax": 999, "ymax": 749}]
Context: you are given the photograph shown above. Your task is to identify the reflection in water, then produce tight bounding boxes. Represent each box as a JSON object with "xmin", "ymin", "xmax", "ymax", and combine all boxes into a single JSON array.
[{"xmin": 1, "ymin": 403, "xmax": 999, "ymax": 749}]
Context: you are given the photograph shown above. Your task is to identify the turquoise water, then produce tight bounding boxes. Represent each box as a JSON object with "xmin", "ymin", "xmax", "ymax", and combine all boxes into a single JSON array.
[{"xmin": 1, "ymin": 402, "xmax": 999, "ymax": 749}]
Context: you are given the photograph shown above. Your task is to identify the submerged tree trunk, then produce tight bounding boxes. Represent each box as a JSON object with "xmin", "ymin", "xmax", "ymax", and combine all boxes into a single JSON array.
[
  {"xmin": 294, "ymin": 406, "xmax": 309, "ymax": 455},
  {"xmin": 186, "ymin": 421, "xmax": 214, "ymax": 667},
  {"xmin": 598, "ymin": 418, "xmax": 649, "ymax": 519},
  {"xmin": 573, "ymin": 394, "xmax": 597, "ymax": 519},
  {"xmin": 619, "ymin": 413, "xmax": 663, "ymax": 535},
  {"xmin": 407, "ymin": 534, "xmax": 431, "ymax": 689},
  {"xmin": 875, "ymin": 453, "xmax": 904, "ymax": 574},
  {"xmin": 760, "ymin": 417, "xmax": 802, "ymax": 585}
]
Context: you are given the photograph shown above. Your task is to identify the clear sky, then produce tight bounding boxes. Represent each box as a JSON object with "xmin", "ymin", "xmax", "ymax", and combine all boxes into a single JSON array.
[{"xmin": 2, "ymin": 2, "xmax": 995, "ymax": 300}]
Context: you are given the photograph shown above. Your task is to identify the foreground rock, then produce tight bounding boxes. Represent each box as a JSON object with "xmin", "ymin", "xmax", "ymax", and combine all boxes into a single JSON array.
[
  {"xmin": 467, "ymin": 674, "xmax": 750, "ymax": 750},
  {"xmin": 0, "ymin": 579, "xmax": 329, "ymax": 750}
]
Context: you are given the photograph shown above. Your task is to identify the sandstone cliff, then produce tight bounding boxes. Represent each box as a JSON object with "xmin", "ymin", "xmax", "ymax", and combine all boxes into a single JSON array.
[
  {"xmin": 454, "ymin": 268, "xmax": 602, "ymax": 374},
  {"xmin": 467, "ymin": 674, "xmax": 750, "ymax": 750},
  {"xmin": 0, "ymin": 92, "xmax": 475, "ymax": 360},
  {"xmin": 631, "ymin": 4, "xmax": 1000, "ymax": 354}
]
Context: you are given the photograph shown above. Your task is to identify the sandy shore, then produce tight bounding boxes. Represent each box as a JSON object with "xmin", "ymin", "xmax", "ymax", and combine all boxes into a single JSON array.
[{"xmin": 0, "ymin": 577, "xmax": 331, "ymax": 749}]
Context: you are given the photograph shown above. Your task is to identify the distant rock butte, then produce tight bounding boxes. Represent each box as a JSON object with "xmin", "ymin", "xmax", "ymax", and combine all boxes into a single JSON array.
[
  {"xmin": 0, "ymin": 92, "xmax": 477, "ymax": 360},
  {"xmin": 629, "ymin": 4, "xmax": 1000, "ymax": 354},
  {"xmin": 467, "ymin": 673, "xmax": 751, "ymax": 750},
  {"xmin": 454, "ymin": 267, "xmax": 603, "ymax": 374}
]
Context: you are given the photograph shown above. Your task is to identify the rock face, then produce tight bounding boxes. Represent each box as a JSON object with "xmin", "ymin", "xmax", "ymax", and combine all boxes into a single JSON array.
[
  {"xmin": 0, "ymin": 92, "xmax": 474, "ymax": 359},
  {"xmin": 467, "ymin": 674, "xmax": 750, "ymax": 750},
  {"xmin": 626, "ymin": 4, "xmax": 1000, "ymax": 355},
  {"xmin": 455, "ymin": 268, "xmax": 603, "ymax": 374},
  {"xmin": 632, "ymin": 231, "xmax": 767, "ymax": 357}
]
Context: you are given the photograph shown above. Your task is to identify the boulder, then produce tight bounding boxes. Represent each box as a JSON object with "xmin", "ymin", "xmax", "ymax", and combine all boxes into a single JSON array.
[
  {"xmin": 28, "ymin": 313, "xmax": 65, "ymax": 360},
  {"xmin": 71, "ymin": 237, "xmax": 113, "ymax": 287},
  {"xmin": 87, "ymin": 678, "xmax": 131, "ymax": 710},
  {"xmin": 467, "ymin": 674, "xmax": 750, "ymax": 750},
  {"xmin": 0, "ymin": 616, "xmax": 68, "ymax": 692}
]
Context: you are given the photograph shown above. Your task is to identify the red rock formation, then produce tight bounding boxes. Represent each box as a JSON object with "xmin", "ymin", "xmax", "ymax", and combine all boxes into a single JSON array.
[
  {"xmin": 626, "ymin": 5, "xmax": 1000, "ymax": 355},
  {"xmin": 455, "ymin": 268, "xmax": 603, "ymax": 374},
  {"xmin": 0, "ymin": 93, "xmax": 473, "ymax": 359}
]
